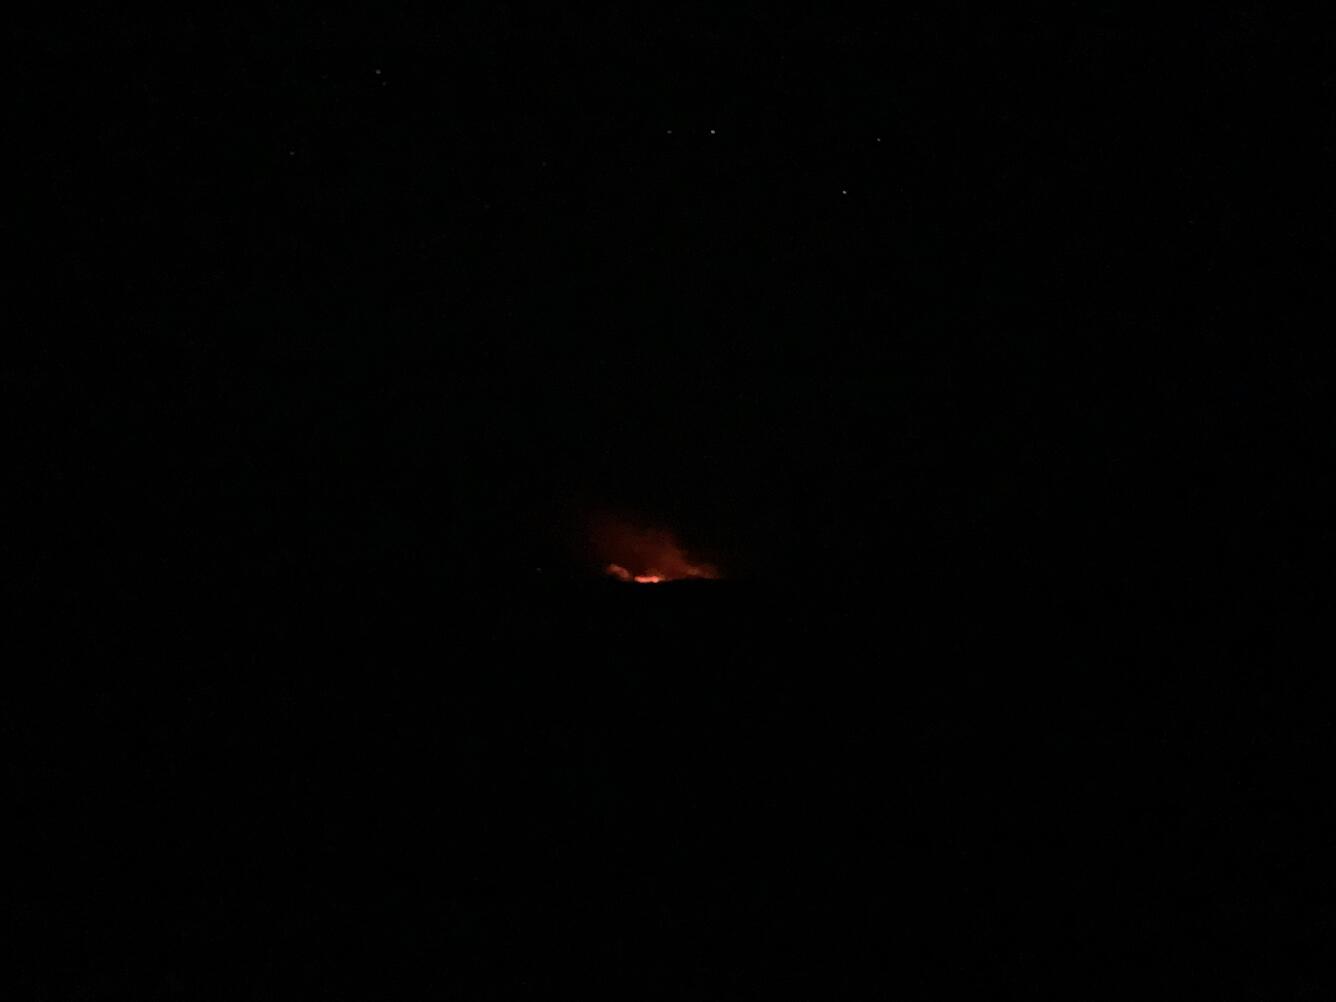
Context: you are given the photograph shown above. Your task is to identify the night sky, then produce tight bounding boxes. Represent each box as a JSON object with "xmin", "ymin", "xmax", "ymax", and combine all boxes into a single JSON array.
[
  {"xmin": 13, "ymin": 10, "xmax": 1328, "ymax": 597},
  {"xmin": 9, "ymin": 10, "xmax": 1334, "ymax": 998}
]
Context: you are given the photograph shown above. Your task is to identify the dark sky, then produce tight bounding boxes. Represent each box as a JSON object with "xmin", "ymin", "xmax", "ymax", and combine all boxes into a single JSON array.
[{"xmin": 11, "ymin": 10, "xmax": 1329, "ymax": 597}]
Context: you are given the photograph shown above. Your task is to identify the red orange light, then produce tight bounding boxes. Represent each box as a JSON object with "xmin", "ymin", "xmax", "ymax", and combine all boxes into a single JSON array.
[{"xmin": 594, "ymin": 519, "xmax": 720, "ymax": 584}]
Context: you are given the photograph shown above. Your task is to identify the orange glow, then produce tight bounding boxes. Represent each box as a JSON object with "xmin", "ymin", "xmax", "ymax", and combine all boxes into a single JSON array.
[
  {"xmin": 592, "ymin": 518, "xmax": 721, "ymax": 584},
  {"xmin": 606, "ymin": 564, "xmax": 669, "ymax": 584}
]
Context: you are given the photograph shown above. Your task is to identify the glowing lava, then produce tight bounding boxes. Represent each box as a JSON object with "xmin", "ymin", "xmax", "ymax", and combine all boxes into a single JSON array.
[
  {"xmin": 606, "ymin": 565, "xmax": 668, "ymax": 584},
  {"xmin": 592, "ymin": 518, "xmax": 721, "ymax": 584}
]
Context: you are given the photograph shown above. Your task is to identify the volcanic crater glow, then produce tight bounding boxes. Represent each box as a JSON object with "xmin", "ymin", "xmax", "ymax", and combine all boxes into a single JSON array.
[{"xmin": 592, "ymin": 519, "xmax": 721, "ymax": 584}]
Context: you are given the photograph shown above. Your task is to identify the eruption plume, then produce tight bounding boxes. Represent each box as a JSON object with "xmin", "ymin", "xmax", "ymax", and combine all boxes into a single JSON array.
[{"xmin": 590, "ymin": 517, "xmax": 721, "ymax": 584}]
